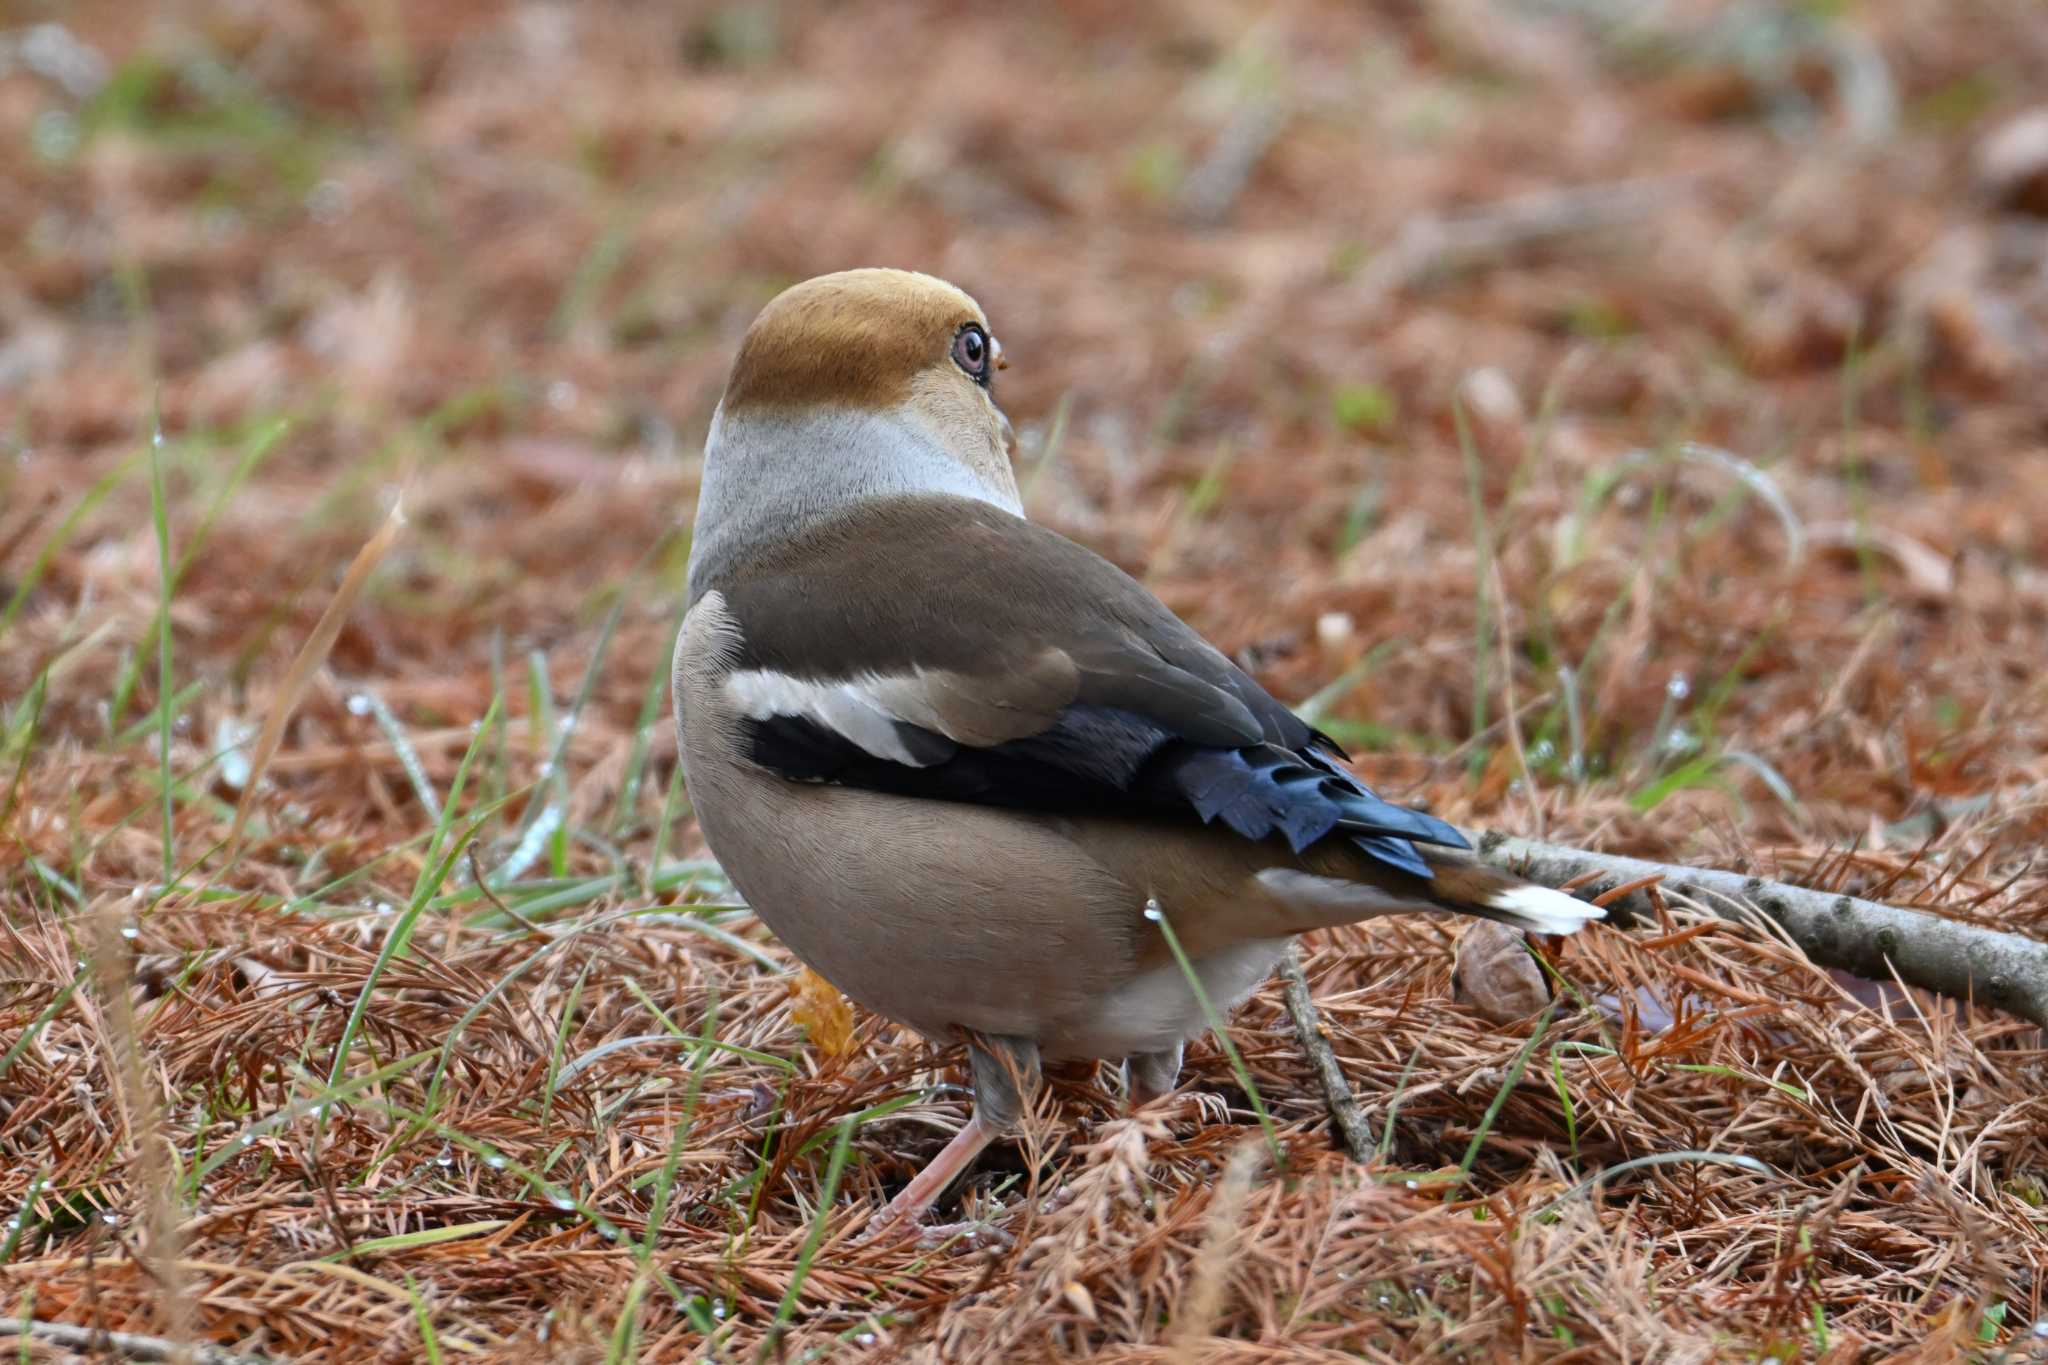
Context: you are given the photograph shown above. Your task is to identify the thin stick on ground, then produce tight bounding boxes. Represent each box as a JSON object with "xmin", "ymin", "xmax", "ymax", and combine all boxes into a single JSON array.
[
  {"xmin": 1473, "ymin": 830, "xmax": 2048, "ymax": 1028},
  {"xmin": 1276, "ymin": 944, "xmax": 1375, "ymax": 1164},
  {"xmin": 0, "ymin": 1317, "xmax": 273, "ymax": 1365}
]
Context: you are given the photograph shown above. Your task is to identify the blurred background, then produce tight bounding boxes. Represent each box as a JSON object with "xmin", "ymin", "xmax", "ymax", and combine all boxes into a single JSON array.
[{"xmin": 4, "ymin": 1, "xmax": 2048, "ymax": 1357}]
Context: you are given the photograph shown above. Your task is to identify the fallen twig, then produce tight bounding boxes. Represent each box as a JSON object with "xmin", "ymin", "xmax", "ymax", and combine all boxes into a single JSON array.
[
  {"xmin": 1473, "ymin": 831, "xmax": 2048, "ymax": 1028},
  {"xmin": 0, "ymin": 1317, "xmax": 273, "ymax": 1365},
  {"xmin": 1276, "ymin": 944, "xmax": 1375, "ymax": 1163}
]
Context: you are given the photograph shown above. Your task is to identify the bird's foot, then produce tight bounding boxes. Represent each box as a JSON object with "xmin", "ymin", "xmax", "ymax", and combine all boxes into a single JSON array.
[
  {"xmin": 910, "ymin": 1216, "xmax": 1015, "ymax": 1252},
  {"xmin": 859, "ymin": 1114, "xmax": 998, "ymax": 1242},
  {"xmin": 1125, "ymin": 1041, "xmax": 1186, "ymax": 1110}
]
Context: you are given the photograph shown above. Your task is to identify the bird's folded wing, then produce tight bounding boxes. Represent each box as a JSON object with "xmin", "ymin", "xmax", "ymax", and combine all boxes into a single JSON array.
[{"xmin": 702, "ymin": 494, "xmax": 1467, "ymax": 878}]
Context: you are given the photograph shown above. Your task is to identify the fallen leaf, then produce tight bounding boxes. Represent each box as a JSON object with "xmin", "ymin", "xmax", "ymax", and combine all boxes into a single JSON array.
[
  {"xmin": 789, "ymin": 966, "xmax": 855, "ymax": 1058},
  {"xmin": 1451, "ymin": 920, "xmax": 1552, "ymax": 1025}
]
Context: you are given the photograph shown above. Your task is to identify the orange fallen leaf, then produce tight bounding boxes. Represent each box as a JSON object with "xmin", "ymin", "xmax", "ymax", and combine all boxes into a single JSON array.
[{"xmin": 789, "ymin": 966, "xmax": 855, "ymax": 1058}]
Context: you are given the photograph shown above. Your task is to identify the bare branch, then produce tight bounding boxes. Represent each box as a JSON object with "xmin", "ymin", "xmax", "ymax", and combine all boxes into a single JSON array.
[
  {"xmin": 0, "ymin": 1317, "xmax": 274, "ymax": 1365},
  {"xmin": 1473, "ymin": 831, "xmax": 2048, "ymax": 1029},
  {"xmin": 1276, "ymin": 944, "xmax": 1376, "ymax": 1163}
]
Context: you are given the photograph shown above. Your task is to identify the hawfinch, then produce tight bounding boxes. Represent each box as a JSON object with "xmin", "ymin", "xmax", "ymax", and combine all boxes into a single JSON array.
[{"xmin": 674, "ymin": 269, "xmax": 1600, "ymax": 1226}]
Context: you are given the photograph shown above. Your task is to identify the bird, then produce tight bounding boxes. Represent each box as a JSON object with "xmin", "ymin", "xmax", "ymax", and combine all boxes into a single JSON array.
[{"xmin": 673, "ymin": 268, "xmax": 1602, "ymax": 1228}]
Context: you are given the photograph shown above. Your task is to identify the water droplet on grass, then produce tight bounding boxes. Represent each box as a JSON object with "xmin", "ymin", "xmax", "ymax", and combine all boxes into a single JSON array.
[
  {"xmin": 30, "ymin": 110, "xmax": 79, "ymax": 162},
  {"xmin": 1666, "ymin": 673, "xmax": 1690, "ymax": 700},
  {"xmin": 346, "ymin": 694, "xmax": 372, "ymax": 716},
  {"xmin": 1142, "ymin": 902, "xmax": 1163, "ymax": 923},
  {"xmin": 306, "ymin": 180, "xmax": 348, "ymax": 222},
  {"xmin": 486, "ymin": 1154, "xmax": 508, "ymax": 1170}
]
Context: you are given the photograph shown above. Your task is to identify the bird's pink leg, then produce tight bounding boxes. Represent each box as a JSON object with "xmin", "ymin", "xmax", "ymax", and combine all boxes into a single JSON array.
[
  {"xmin": 869, "ymin": 1032, "xmax": 1038, "ymax": 1235},
  {"xmin": 871, "ymin": 1115, "xmax": 997, "ymax": 1229}
]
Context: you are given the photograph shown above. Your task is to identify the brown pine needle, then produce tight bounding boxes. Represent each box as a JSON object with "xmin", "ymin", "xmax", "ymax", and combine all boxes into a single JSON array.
[{"xmin": 221, "ymin": 496, "xmax": 406, "ymax": 866}]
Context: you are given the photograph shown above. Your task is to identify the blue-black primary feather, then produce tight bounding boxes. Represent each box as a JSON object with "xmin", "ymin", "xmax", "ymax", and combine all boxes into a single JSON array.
[
  {"xmin": 741, "ymin": 703, "xmax": 1467, "ymax": 881},
  {"xmin": 1161, "ymin": 745, "xmax": 1465, "ymax": 878}
]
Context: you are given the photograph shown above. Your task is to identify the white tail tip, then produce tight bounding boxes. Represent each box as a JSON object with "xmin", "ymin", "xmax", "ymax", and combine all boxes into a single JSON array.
[{"xmin": 1487, "ymin": 882, "xmax": 1606, "ymax": 936}]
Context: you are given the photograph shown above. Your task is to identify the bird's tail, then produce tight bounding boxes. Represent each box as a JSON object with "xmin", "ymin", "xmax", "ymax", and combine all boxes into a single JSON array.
[
  {"xmin": 1418, "ymin": 855, "xmax": 1605, "ymax": 935},
  {"xmin": 1250, "ymin": 848, "xmax": 1605, "ymax": 938}
]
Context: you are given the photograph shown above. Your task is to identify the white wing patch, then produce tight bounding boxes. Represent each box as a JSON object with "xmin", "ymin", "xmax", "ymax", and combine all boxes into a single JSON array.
[{"xmin": 723, "ymin": 669, "xmax": 937, "ymax": 767}]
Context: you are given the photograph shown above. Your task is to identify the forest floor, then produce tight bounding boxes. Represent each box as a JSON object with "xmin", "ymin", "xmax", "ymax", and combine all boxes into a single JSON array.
[{"xmin": 3, "ymin": 1, "xmax": 2047, "ymax": 1359}]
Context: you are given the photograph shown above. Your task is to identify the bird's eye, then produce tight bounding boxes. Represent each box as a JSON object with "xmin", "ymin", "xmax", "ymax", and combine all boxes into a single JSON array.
[{"xmin": 951, "ymin": 324, "xmax": 990, "ymax": 383}]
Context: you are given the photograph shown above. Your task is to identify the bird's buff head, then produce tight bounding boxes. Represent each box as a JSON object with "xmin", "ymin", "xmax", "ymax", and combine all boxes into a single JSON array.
[
  {"xmin": 713, "ymin": 268, "xmax": 1016, "ymax": 503},
  {"xmin": 688, "ymin": 269, "xmax": 1022, "ymax": 599}
]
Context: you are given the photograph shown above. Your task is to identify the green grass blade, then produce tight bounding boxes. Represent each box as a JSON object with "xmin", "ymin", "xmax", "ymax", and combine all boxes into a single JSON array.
[
  {"xmin": 605, "ymin": 1270, "xmax": 650, "ymax": 1365},
  {"xmin": 0, "ymin": 669, "xmax": 49, "ymax": 834},
  {"xmin": 0, "ymin": 972, "xmax": 87, "ymax": 1085},
  {"xmin": 423, "ymin": 695, "xmax": 501, "ymax": 875},
  {"xmin": 407, "ymin": 1274, "xmax": 447, "ymax": 1365},
  {"xmin": 348, "ymin": 1221, "xmax": 508, "ymax": 1259},
  {"xmin": 641, "ymin": 995, "xmax": 722, "ymax": 1259},
  {"xmin": 1445, "ymin": 1006, "xmax": 1554, "ymax": 1201},
  {"xmin": 111, "ymin": 415, "xmax": 290, "ymax": 727},
  {"xmin": 1148, "ymin": 901, "xmax": 1281, "ymax": 1162},
  {"xmin": 0, "ymin": 1168, "xmax": 50, "ymax": 1263},
  {"xmin": 195, "ymin": 1050, "xmax": 434, "ymax": 1183},
  {"xmin": 1376, "ymin": 1031, "xmax": 1431, "ymax": 1164},
  {"xmin": 1549, "ymin": 1048, "xmax": 1579, "ymax": 1169},
  {"xmin": 647, "ymin": 763, "xmax": 688, "ymax": 883},
  {"xmin": 146, "ymin": 410, "xmax": 176, "ymax": 885},
  {"xmin": 772, "ymin": 1117, "xmax": 855, "ymax": 1330},
  {"xmin": 613, "ymin": 598, "xmax": 687, "ymax": 835},
  {"xmin": 0, "ymin": 450, "xmax": 143, "ymax": 644},
  {"xmin": 322, "ymin": 809, "xmax": 502, "ymax": 1128},
  {"xmin": 540, "ymin": 957, "xmax": 594, "ymax": 1126},
  {"xmin": 1539, "ymin": 1150, "xmax": 1774, "ymax": 1218}
]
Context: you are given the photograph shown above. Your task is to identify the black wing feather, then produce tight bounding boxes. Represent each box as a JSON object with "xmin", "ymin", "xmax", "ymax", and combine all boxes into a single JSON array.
[{"xmin": 741, "ymin": 704, "xmax": 1467, "ymax": 879}]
